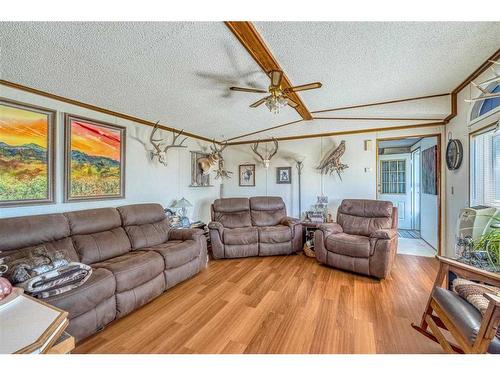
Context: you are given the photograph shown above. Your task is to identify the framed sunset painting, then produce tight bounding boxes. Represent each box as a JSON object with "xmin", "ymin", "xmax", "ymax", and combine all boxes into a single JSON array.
[
  {"xmin": 0, "ymin": 99, "xmax": 55, "ymax": 207},
  {"xmin": 64, "ymin": 114, "xmax": 126, "ymax": 202}
]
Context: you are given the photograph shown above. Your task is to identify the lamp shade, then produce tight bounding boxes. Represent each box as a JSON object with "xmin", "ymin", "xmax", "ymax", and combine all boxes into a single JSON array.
[{"xmin": 170, "ymin": 197, "xmax": 193, "ymax": 209}]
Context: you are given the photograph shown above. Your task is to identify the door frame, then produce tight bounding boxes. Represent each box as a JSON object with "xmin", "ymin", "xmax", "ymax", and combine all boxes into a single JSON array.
[
  {"xmin": 411, "ymin": 147, "xmax": 421, "ymax": 231},
  {"xmin": 376, "ymin": 133, "xmax": 442, "ymax": 255}
]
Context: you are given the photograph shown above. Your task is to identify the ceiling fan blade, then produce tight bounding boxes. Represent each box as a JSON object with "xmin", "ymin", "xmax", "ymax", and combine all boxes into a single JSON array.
[
  {"xmin": 230, "ymin": 87, "xmax": 268, "ymax": 93},
  {"xmin": 286, "ymin": 82, "xmax": 322, "ymax": 92},
  {"xmin": 250, "ymin": 96, "xmax": 271, "ymax": 108},
  {"xmin": 286, "ymin": 97, "xmax": 299, "ymax": 108},
  {"xmin": 270, "ymin": 70, "xmax": 283, "ymax": 87}
]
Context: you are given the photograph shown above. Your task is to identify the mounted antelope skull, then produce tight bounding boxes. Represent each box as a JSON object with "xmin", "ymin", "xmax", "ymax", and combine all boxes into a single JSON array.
[
  {"xmin": 149, "ymin": 121, "xmax": 188, "ymax": 166},
  {"xmin": 251, "ymin": 138, "xmax": 279, "ymax": 169},
  {"xmin": 198, "ymin": 140, "xmax": 229, "ymax": 176}
]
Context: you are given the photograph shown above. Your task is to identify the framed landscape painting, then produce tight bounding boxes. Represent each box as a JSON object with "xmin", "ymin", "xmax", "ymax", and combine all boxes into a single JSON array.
[
  {"xmin": 64, "ymin": 114, "xmax": 126, "ymax": 202},
  {"xmin": 0, "ymin": 99, "xmax": 55, "ymax": 207}
]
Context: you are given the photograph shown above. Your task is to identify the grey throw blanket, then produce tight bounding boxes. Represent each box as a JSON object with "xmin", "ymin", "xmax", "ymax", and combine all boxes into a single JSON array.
[{"xmin": 1, "ymin": 245, "xmax": 92, "ymax": 298}]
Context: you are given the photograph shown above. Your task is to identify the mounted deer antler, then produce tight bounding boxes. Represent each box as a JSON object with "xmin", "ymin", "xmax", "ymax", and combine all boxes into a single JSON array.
[
  {"xmin": 251, "ymin": 138, "xmax": 279, "ymax": 168},
  {"xmin": 149, "ymin": 121, "xmax": 188, "ymax": 166},
  {"xmin": 198, "ymin": 140, "xmax": 232, "ymax": 179}
]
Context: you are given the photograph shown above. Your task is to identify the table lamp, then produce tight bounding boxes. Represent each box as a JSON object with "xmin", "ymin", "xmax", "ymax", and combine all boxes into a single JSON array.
[{"xmin": 170, "ymin": 198, "xmax": 193, "ymax": 227}]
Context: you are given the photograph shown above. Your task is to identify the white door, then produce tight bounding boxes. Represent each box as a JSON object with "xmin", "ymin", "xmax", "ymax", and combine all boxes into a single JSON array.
[
  {"xmin": 411, "ymin": 148, "xmax": 421, "ymax": 231},
  {"xmin": 377, "ymin": 153, "xmax": 412, "ymax": 229}
]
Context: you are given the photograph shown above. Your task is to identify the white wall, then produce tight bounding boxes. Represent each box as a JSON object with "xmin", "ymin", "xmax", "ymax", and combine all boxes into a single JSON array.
[
  {"xmin": 222, "ymin": 126, "xmax": 445, "ymax": 229},
  {"xmin": 0, "ymin": 85, "xmax": 222, "ymax": 223},
  {"xmin": 411, "ymin": 137, "xmax": 438, "ymax": 249},
  {"xmin": 445, "ymin": 69, "xmax": 500, "ymax": 257}
]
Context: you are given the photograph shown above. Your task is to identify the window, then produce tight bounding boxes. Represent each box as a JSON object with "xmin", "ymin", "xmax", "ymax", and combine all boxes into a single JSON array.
[
  {"xmin": 470, "ymin": 84, "xmax": 500, "ymax": 122},
  {"xmin": 381, "ymin": 160, "xmax": 406, "ymax": 194},
  {"xmin": 471, "ymin": 126, "xmax": 500, "ymax": 208}
]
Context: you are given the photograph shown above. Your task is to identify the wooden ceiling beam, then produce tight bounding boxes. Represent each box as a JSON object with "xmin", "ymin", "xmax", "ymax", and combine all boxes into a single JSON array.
[
  {"xmin": 227, "ymin": 121, "xmax": 446, "ymax": 145},
  {"xmin": 225, "ymin": 21, "xmax": 313, "ymax": 121}
]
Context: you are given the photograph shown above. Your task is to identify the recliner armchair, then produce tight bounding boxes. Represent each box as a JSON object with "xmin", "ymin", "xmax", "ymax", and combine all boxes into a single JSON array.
[
  {"xmin": 314, "ymin": 199, "xmax": 398, "ymax": 279},
  {"xmin": 209, "ymin": 196, "xmax": 302, "ymax": 259}
]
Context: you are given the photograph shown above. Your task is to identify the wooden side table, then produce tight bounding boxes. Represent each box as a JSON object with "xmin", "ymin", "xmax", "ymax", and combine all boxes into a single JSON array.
[
  {"xmin": 0, "ymin": 293, "xmax": 72, "ymax": 354},
  {"xmin": 301, "ymin": 221, "xmax": 321, "ymax": 258}
]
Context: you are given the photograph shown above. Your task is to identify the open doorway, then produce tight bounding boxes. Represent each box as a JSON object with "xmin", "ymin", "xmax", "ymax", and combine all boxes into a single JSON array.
[{"xmin": 377, "ymin": 135, "xmax": 440, "ymax": 257}]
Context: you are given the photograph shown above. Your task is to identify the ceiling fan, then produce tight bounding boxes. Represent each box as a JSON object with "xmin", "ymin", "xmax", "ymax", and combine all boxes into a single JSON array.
[{"xmin": 229, "ymin": 70, "xmax": 322, "ymax": 114}]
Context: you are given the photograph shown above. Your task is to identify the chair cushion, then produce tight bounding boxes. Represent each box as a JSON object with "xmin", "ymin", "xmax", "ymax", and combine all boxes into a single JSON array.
[
  {"xmin": 258, "ymin": 225, "xmax": 292, "ymax": 243},
  {"xmin": 433, "ymin": 287, "xmax": 500, "ymax": 353},
  {"xmin": 45, "ymin": 268, "xmax": 116, "ymax": 319},
  {"xmin": 325, "ymin": 233, "xmax": 371, "ymax": 258},
  {"xmin": 223, "ymin": 227, "xmax": 258, "ymax": 245},
  {"xmin": 143, "ymin": 240, "xmax": 199, "ymax": 269},
  {"xmin": 91, "ymin": 251, "xmax": 164, "ymax": 293},
  {"xmin": 337, "ymin": 199, "xmax": 393, "ymax": 237}
]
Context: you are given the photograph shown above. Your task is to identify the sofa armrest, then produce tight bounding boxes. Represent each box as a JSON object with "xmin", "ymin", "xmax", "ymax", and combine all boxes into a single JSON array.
[
  {"xmin": 280, "ymin": 216, "xmax": 300, "ymax": 227},
  {"xmin": 208, "ymin": 221, "xmax": 224, "ymax": 236},
  {"xmin": 169, "ymin": 228, "xmax": 204, "ymax": 241},
  {"xmin": 370, "ymin": 229, "xmax": 397, "ymax": 240},
  {"xmin": 318, "ymin": 223, "xmax": 343, "ymax": 237}
]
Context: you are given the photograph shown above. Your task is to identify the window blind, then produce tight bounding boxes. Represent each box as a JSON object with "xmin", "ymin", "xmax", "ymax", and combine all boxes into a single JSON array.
[{"xmin": 471, "ymin": 127, "xmax": 500, "ymax": 208}]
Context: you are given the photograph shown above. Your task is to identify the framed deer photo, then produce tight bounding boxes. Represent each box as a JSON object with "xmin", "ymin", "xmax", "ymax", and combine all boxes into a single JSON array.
[{"xmin": 239, "ymin": 164, "xmax": 255, "ymax": 187}]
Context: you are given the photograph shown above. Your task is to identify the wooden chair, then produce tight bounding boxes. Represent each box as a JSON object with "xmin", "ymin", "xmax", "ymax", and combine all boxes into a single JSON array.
[{"xmin": 412, "ymin": 256, "xmax": 500, "ymax": 354}]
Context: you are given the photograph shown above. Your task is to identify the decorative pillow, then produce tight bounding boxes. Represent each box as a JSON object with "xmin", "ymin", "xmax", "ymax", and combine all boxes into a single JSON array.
[
  {"xmin": 453, "ymin": 278, "xmax": 500, "ymax": 315},
  {"xmin": 0, "ymin": 245, "xmax": 70, "ymax": 284}
]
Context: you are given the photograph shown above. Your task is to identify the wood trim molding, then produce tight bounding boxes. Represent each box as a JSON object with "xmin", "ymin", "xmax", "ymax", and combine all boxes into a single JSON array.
[
  {"xmin": 312, "ymin": 116, "xmax": 445, "ymax": 121},
  {"xmin": 226, "ymin": 119, "xmax": 303, "ymax": 142},
  {"xmin": 225, "ymin": 21, "xmax": 312, "ymax": 121},
  {"xmin": 454, "ymin": 48, "xmax": 500, "ymax": 94},
  {"xmin": 311, "ymin": 93, "xmax": 450, "ymax": 114},
  {"xmin": 0, "ymin": 79, "xmax": 214, "ymax": 143},
  {"xmin": 227, "ymin": 121, "xmax": 445, "ymax": 145},
  {"xmin": 445, "ymin": 48, "xmax": 500, "ymax": 124}
]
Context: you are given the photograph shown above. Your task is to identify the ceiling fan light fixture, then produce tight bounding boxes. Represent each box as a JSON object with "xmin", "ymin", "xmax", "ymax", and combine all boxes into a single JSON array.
[{"xmin": 265, "ymin": 94, "xmax": 288, "ymax": 114}]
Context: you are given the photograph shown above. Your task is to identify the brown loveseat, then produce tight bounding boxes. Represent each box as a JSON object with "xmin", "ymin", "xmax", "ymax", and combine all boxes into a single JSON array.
[
  {"xmin": 314, "ymin": 199, "xmax": 398, "ymax": 279},
  {"xmin": 208, "ymin": 196, "xmax": 302, "ymax": 259},
  {"xmin": 0, "ymin": 203, "xmax": 207, "ymax": 342}
]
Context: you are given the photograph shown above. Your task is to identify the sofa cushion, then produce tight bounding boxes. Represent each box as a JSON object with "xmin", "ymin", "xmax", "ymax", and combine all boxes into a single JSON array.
[
  {"xmin": 45, "ymin": 267, "xmax": 116, "ymax": 319},
  {"xmin": 212, "ymin": 198, "xmax": 252, "ymax": 228},
  {"xmin": 326, "ymin": 233, "xmax": 371, "ymax": 258},
  {"xmin": 0, "ymin": 213, "xmax": 70, "ymax": 252},
  {"xmin": 65, "ymin": 208, "xmax": 131, "ymax": 264},
  {"xmin": 117, "ymin": 204, "xmax": 169, "ymax": 249},
  {"xmin": 433, "ymin": 287, "xmax": 500, "ymax": 353},
  {"xmin": 223, "ymin": 227, "xmax": 259, "ymax": 245},
  {"xmin": 250, "ymin": 197, "xmax": 286, "ymax": 227},
  {"xmin": 143, "ymin": 240, "xmax": 199, "ymax": 269},
  {"xmin": 72, "ymin": 228, "xmax": 132, "ymax": 265},
  {"xmin": 258, "ymin": 225, "xmax": 292, "ymax": 243},
  {"xmin": 91, "ymin": 251, "xmax": 164, "ymax": 293}
]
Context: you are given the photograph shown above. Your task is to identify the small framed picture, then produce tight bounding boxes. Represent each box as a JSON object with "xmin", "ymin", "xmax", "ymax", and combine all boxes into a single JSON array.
[
  {"xmin": 276, "ymin": 167, "xmax": 292, "ymax": 184},
  {"xmin": 239, "ymin": 164, "xmax": 255, "ymax": 186}
]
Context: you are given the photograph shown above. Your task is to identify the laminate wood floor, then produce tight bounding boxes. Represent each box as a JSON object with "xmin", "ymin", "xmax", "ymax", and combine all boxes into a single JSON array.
[{"xmin": 74, "ymin": 253, "xmax": 443, "ymax": 354}]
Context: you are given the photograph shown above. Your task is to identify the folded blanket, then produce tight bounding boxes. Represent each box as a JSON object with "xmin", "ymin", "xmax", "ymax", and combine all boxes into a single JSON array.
[
  {"xmin": 16, "ymin": 262, "xmax": 92, "ymax": 299},
  {"xmin": 1, "ymin": 245, "xmax": 71, "ymax": 284}
]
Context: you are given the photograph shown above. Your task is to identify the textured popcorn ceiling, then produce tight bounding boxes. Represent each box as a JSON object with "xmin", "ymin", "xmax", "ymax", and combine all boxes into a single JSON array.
[{"xmin": 1, "ymin": 22, "xmax": 499, "ymax": 140}]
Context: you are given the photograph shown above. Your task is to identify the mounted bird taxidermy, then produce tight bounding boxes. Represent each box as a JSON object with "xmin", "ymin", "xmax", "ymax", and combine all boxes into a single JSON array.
[
  {"xmin": 317, "ymin": 140, "xmax": 348, "ymax": 180},
  {"xmin": 251, "ymin": 138, "xmax": 279, "ymax": 169},
  {"xmin": 198, "ymin": 140, "xmax": 232, "ymax": 179},
  {"xmin": 149, "ymin": 121, "xmax": 188, "ymax": 166}
]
